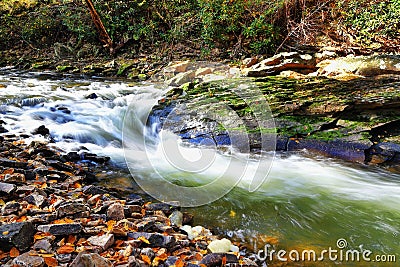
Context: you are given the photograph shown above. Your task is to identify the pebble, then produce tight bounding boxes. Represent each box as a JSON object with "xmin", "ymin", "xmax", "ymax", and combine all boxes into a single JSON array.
[
  {"xmin": 87, "ymin": 233, "xmax": 115, "ymax": 251},
  {"xmin": 0, "ymin": 182, "xmax": 16, "ymax": 194},
  {"xmin": 0, "ymin": 132, "xmax": 251, "ymax": 266},
  {"xmin": 9, "ymin": 251, "xmax": 45, "ymax": 267},
  {"xmin": 37, "ymin": 223, "xmax": 82, "ymax": 235},
  {"xmin": 107, "ymin": 202, "xmax": 125, "ymax": 221}
]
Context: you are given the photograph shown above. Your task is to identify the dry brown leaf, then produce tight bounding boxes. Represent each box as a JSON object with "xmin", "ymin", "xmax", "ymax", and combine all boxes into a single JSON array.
[
  {"xmin": 44, "ymin": 257, "xmax": 58, "ymax": 267},
  {"xmin": 9, "ymin": 247, "xmax": 19, "ymax": 258},
  {"xmin": 57, "ymin": 245, "xmax": 75, "ymax": 254}
]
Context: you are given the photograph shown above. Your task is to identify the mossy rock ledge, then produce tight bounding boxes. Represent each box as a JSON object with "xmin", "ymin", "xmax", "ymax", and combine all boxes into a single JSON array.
[{"xmin": 150, "ymin": 75, "xmax": 400, "ymax": 171}]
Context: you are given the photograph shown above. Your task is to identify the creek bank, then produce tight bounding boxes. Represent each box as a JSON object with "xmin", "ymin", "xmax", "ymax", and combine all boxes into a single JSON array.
[
  {"xmin": 151, "ymin": 53, "xmax": 400, "ymax": 171},
  {"xmin": 0, "ymin": 128, "xmax": 258, "ymax": 266}
]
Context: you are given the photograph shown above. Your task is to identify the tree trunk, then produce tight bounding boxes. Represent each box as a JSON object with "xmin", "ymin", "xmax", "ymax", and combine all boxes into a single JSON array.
[{"xmin": 83, "ymin": 0, "xmax": 114, "ymax": 54}]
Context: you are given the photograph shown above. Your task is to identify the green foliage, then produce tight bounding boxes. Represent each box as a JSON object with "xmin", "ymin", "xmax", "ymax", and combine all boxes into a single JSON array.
[
  {"xmin": 337, "ymin": 0, "xmax": 400, "ymax": 47},
  {"xmin": 197, "ymin": 0, "xmax": 281, "ymax": 54},
  {"xmin": 1, "ymin": 0, "xmax": 399, "ymax": 57}
]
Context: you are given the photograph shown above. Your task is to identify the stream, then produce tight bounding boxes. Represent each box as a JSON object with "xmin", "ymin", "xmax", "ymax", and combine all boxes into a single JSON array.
[{"xmin": 0, "ymin": 69, "xmax": 399, "ymax": 265}]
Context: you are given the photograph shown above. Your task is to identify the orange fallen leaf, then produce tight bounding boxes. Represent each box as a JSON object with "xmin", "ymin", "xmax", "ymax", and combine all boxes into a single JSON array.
[
  {"xmin": 175, "ymin": 258, "xmax": 184, "ymax": 267},
  {"xmin": 34, "ymin": 232, "xmax": 53, "ymax": 242},
  {"xmin": 2, "ymin": 231, "xmax": 9, "ymax": 235},
  {"xmin": 52, "ymin": 218, "xmax": 74, "ymax": 224},
  {"xmin": 138, "ymin": 236, "xmax": 150, "ymax": 244},
  {"xmin": 141, "ymin": 254, "xmax": 152, "ymax": 265},
  {"xmin": 67, "ymin": 235, "xmax": 76, "ymax": 245},
  {"xmin": 44, "ymin": 257, "xmax": 58, "ymax": 267},
  {"xmin": 73, "ymin": 182, "xmax": 82, "ymax": 189},
  {"xmin": 222, "ymin": 256, "xmax": 227, "ymax": 265},
  {"xmin": 194, "ymin": 253, "xmax": 203, "ymax": 261},
  {"xmin": 9, "ymin": 247, "xmax": 19, "ymax": 258},
  {"xmin": 38, "ymin": 253, "xmax": 55, "ymax": 258},
  {"xmin": 3, "ymin": 168, "xmax": 14, "ymax": 175},
  {"xmin": 154, "ymin": 253, "xmax": 168, "ymax": 261},
  {"xmin": 57, "ymin": 245, "xmax": 75, "ymax": 254},
  {"xmin": 106, "ymin": 220, "xmax": 116, "ymax": 231},
  {"xmin": 16, "ymin": 216, "xmax": 27, "ymax": 222}
]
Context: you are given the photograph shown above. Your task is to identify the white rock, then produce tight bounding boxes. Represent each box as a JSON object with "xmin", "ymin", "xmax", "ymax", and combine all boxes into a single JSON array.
[{"xmin": 207, "ymin": 238, "xmax": 232, "ymax": 253}]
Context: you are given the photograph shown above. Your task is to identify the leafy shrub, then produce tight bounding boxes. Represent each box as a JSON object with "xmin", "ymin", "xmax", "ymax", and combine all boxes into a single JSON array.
[{"xmin": 337, "ymin": 0, "xmax": 400, "ymax": 47}]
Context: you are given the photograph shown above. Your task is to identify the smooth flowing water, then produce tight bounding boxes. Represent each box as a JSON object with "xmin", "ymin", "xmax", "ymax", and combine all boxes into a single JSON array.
[{"xmin": 1, "ymin": 70, "xmax": 399, "ymax": 265}]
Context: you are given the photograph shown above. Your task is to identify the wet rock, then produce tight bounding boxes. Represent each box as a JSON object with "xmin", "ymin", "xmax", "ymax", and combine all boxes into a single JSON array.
[
  {"xmin": 4, "ymin": 173, "xmax": 26, "ymax": 183},
  {"xmin": 81, "ymin": 152, "xmax": 110, "ymax": 164},
  {"xmin": 71, "ymin": 252, "xmax": 113, "ymax": 267},
  {"xmin": 47, "ymin": 160, "xmax": 74, "ymax": 172},
  {"xmin": 107, "ymin": 203, "xmax": 125, "ymax": 221},
  {"xmin": 0, "ymin": 158, "xmax": 28, "ymax": 168},
  {"xmin": 146, "ymin": 201, "xmax": 179, "ymax": 214},
  {"xmin": 57, "ymin": 201, "xmax": 90, "ymax": 218},
  {"xmin": 61, "ymin": 151, "xmax": 81, "ymax": 162},
  {"xmin": 128, "ymin": 232, "xmax": 175, "ymax": 248},
  {"xmin": 85, "ymin": 93, "xmax": 98, "ymax": 99},
  {"xmin": 87, "ymin": 233, "xmax": 114, "ymax": 251},
  {"xmin": 169, "ymin": 210, "xmax": 183, "ymax": 227},
  {"xmin": 126, "ymin": 193, "xmax": 144, "ymax": 205},
  {"xmin": 11, "ymin": 251, "xmax": 45, "ymax": 267},
  {"xmin": 367, "ymin": 142, "xmax": 400, "ymax": 164},
  {"xmin": 0, "ymin": 222, "xmax": 35, "ymax": 251},
  {"xmin": 32, "ymin": 125, "xmax": 50, "ymax": 136},
  {"xmin": 37, "ymin": 223, "xmax": 82, "ymax": 235},
  {"xmin": 83, "ymin": 185, "xmax": 110, "ymax": 196},
  {"xmin": 0, "ymin": 182, "xmax": 16, "ymax": 194},
  {"xmin": 200, "ymin": 253, "xmax": 239, "ymax": 267}
]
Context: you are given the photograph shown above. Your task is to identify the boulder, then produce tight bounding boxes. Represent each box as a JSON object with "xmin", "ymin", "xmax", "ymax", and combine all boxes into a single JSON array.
[
  {"xmin": 317, "ymin": 55, "xmax": 400, "ymax": 79},
  {"xmin": 245, "ymin": 52, "xmax": 316, "ymax": 77}
]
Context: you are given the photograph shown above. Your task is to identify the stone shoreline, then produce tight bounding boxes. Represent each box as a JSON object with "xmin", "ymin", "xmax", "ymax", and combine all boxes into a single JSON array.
[{"xmin": 0, "ymin": 129, "xmax": 257, "ymax": 267}]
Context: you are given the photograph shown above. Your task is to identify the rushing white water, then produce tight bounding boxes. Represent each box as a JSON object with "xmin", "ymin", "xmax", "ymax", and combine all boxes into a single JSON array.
[{"xmin": 1, "ymin": 70, "xmax": 399, "ymax": 262}]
